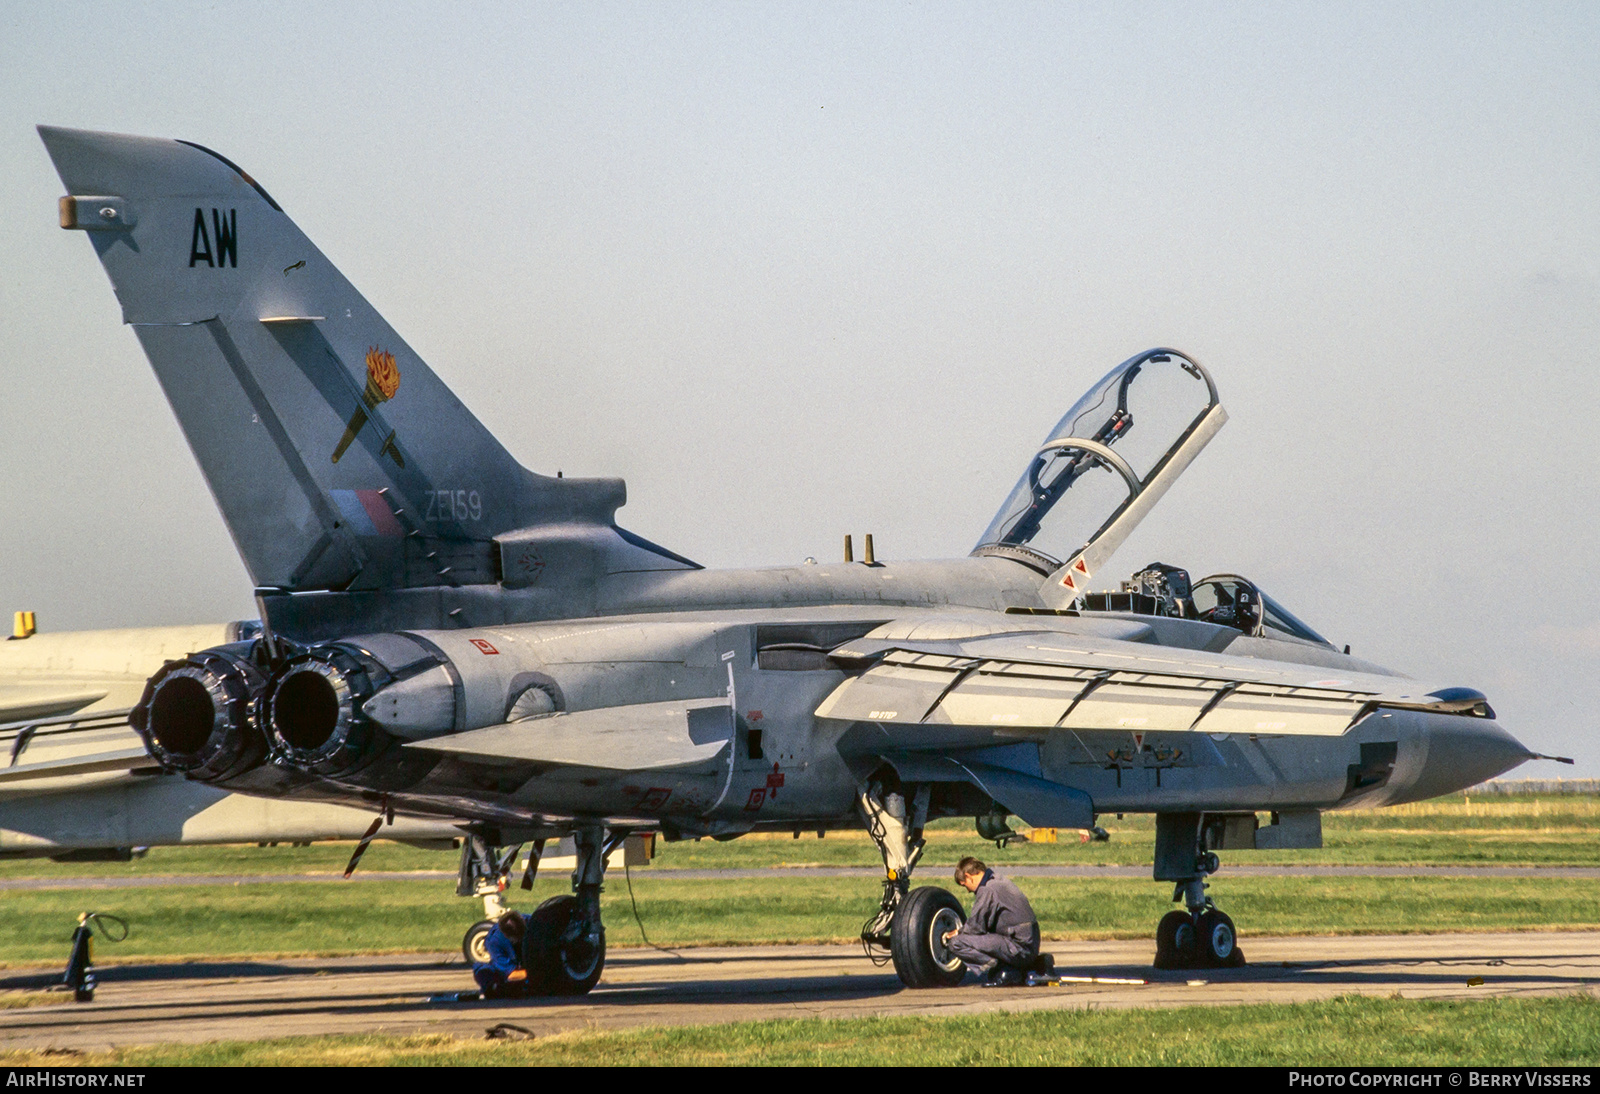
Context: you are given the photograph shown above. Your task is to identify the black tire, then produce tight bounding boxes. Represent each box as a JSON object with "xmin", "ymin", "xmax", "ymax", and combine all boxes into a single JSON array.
[
  {"xmin": 524, "ymin": 895, "xmax": 605, "ymax": 996},
  {"xmin": 1154, "ymin": 910, "xmax": 1198, "ymax": 969},
  {"xmin": 890, "ymin": 886, "xmax": 967, "ymax": 988},
  {"xmin": 1197, "ymin": 909, "xmax": 1244, "ymax": 968},
  {"xmin": 462, "ymin": 919, "xmax": 495, "ymax": 965}
]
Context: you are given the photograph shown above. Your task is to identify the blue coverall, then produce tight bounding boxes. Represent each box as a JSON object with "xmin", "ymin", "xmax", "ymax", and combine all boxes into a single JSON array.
[{"xmin": 472, "ymin": 916, "xmax": 528, "ymax": 995}]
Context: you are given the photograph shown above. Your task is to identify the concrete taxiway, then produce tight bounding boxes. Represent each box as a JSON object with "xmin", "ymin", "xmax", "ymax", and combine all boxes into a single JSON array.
[{"xmin": 2, "ymin": 932, "xmax": 1596, "ymax": 1051}]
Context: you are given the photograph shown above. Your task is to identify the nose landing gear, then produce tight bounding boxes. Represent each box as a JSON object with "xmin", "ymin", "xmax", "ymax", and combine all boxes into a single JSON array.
[
  {"xmin": 1151, "ymin": 814, "xmax": 1246, "ymax": 970},
  {"xmin": 1155, "ymin": 904, "xmax": 1241, "ymax": 969}
]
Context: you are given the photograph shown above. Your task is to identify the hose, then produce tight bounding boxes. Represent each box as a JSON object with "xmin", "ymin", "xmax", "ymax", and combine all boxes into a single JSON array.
[{"xmin": 79, "ymin": 911, "xmax": 129, "ymax": 942}]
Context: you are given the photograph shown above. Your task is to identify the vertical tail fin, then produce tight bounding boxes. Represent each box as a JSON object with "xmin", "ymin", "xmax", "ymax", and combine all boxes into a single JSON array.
[{"xmin": 39, "ymin": 126, "xmax": 679, "ymax": 599}]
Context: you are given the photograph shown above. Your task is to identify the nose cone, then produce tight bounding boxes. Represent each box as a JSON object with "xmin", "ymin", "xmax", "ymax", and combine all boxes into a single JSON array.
[{"xmin": 1392, "ymin": 715, "xmax": 1534, "ymax": 804}]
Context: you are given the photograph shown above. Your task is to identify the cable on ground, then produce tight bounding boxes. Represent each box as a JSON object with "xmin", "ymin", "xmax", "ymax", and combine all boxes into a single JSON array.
[{"xmin": 623, "ymin": 858, "xmax": 687, "ymax": 960}]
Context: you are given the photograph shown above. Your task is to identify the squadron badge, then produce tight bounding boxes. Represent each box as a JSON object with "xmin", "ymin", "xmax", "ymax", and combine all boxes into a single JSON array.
[{"xmin": 332, "ymin": 347, "xmax": 404, "ymax": 467}]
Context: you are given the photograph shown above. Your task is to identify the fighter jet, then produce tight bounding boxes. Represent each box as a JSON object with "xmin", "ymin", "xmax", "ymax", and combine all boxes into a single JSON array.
[
  {"xmin": 37, "ymin": 125, "xmax": 1551, "ymax": 992},
  {"xmin": 0, "ymin": 615, "xmax": 459, "ymax": 860}
]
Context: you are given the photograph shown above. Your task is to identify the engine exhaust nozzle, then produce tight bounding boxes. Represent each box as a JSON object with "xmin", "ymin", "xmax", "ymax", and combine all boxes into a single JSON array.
[
  {"xmin": 262, "ymin": 648, "xmax": 384, "ymax": 777},
  {"xmin": 132, "ymin": 646, "xmax": 268, "ymax": 781}
]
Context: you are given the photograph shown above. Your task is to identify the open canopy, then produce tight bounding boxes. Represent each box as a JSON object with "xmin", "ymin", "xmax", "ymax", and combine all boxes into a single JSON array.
[{"xmin": 974, "ymin": 349, "xmax": 1223, "ymax": 578}]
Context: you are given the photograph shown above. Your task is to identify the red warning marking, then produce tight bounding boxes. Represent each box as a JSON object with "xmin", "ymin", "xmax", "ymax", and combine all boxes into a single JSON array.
[
  {"xmin": 1133, "ymin": 733, "xmax": 1145, "ymax": 750},
  {"xmin": 747, "ymin": 710, "xmax": 764, "ymax": 722},
  {"xmin": 1074, "ymin": 558, "xmax": 1090, "ymax": 575},
  {"xmin": 766, "ymin": 770, "xmax": 785, "ymax": 789},
  {"xmin": 744, "ymin": 787, "xmax": 768, "ymax": 811},
  {"xmin": 1061, "ymin": 572, "xmax": 1078, "ymax": 590},
  {"xmin": 469, "ymin": 639, "xmax": 499, "ymax": 655}
]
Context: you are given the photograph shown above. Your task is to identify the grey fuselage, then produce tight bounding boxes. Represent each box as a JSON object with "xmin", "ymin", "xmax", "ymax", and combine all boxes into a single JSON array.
[{"xmin": 217, "ymin": 555, "xmax": 1528, "ymax": 842}]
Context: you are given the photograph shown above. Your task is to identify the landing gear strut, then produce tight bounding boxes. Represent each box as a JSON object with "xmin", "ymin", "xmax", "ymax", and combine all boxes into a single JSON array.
[
  {"xmin": 456, "ymin": 832, "xmax": 542, "ymax": 963},
  {"xmin": 1151, "ymin": 813, "xmax": 1245, "ymax": 970},
  {"xmin": 457, "ymin": 826, "xmax": 619, "ymax": 995},
  {"xmin": 522, "ymin": 825, "xmax": 622, "ymax": 996},
  {"xmin": 860, "ymin": 779, "xmax": 964, "ymax": 987}
]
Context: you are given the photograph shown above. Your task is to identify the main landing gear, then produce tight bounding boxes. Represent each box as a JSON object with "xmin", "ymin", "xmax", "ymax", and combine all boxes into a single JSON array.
[
  {"xmin": 891, "ymin": 886, "xmax": 967, "ymax": 988},
  {"xmin": 1151, "ymin": 813, "xmax": 1246, "ymax": 970},
  {"xmin": 456, "ymin": 825, "xmax": 621, "ymax": 995},
  {"xmin": 523, "ymin": 827, "xmax": 615, "ymax": 995},
  {"xmin": 859, "ymin": 779, "xmax": 968, "ymax": 988},
  {"xmin": 458, "ymin": 832, "xmax": 537, "ymax": 963}
]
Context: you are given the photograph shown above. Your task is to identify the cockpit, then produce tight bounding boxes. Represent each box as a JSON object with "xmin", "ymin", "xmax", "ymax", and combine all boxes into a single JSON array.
[
  {"xmin": 1081, "ymin": 562, "xmax": 1336, "ymax": 649},
  {"xmin": 971, "ymin": 348, "xmax": 1334, "ymax": 651}
]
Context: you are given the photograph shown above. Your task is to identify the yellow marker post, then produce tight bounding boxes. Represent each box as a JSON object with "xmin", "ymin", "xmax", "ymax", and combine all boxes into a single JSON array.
[{"xmin": 12, "ymin": 611, "xmax": 36, "ymax": 639}]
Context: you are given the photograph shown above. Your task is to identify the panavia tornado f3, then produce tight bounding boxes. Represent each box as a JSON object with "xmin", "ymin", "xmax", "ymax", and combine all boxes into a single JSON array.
[{"xmin": 40, "ymin": 125, "xmax": 1553, "ymax": 990}]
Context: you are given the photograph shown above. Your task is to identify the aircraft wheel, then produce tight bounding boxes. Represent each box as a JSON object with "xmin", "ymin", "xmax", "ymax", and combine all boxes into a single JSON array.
[
  {"xmin": 1154, "ymin": 910, "xmax": 1198, "ymax": 969},
  {"xmin": 1197, "ymin": 909, "xmax": 1245, "ymax": 968},
  {"xmin": 525, "ymin": 895, "xmax": 606, "ymax": 996},
  {"xmin": 890, "ymin": 886, "xmax": 967, "ymax": 988},
  {"xmin": 462, "ymin": 919, "xmax": 495, "ymax": 965}
]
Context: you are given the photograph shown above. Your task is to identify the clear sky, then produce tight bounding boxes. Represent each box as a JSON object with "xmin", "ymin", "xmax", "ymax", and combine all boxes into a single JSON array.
[{"xmin": 1, "ymin": 3, "xmax": 1596, "ymax": 772}]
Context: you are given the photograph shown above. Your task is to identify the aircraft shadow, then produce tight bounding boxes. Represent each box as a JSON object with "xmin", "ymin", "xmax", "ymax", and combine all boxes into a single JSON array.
[
  {"xmin": 0, "ymin": 948, "xmax": 847, "ymax": 993},
  {"xmin": 0, "ymin": 957, "xmax": 453, "ymax": 992},
  {"xmin": 3, "ymin": 975, "xmax": 907, "ymax": 1035}
]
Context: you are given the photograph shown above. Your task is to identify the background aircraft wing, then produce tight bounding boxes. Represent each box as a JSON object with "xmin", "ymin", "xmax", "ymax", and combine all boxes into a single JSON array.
[
  {"xmin": 0, "ymin": 708, "xmax": 155, "ymax": 786},
  {"xmin": 0, "ymin": 746, "xmax": 152, "ymax": 785},
  {"xmin": 0, "ymin": 687, "xmax": 108, "ymax": 722}
]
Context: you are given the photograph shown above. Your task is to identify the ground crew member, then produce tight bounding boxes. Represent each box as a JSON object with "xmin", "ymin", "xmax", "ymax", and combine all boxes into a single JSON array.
[
  {"xmin": 472, "ymin": 910, "xmax": 530, "ymax": 997},
  {"xmin": 942, "ymin": 856, "xmax": 1044, "ymax": 986}
]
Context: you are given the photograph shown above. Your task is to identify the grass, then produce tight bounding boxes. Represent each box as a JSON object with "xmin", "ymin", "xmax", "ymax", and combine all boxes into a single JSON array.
[
  {"xmin": 3, "ymin": 994, "xmax": 1597, "ymax": 1066},
  {"xmin": 5, "ymin": 796, "xmax": 1596, "ymax": 1065},
  {"xmin": 2, "ymin": 873, "xmax": 1597, "ymax": 969},
  {"xmin": 0, "ymin": 990, "xmax": 60, "ymax": 1009},
  {"xmin": 0, "ymin": 793, "xmax": 1596, "ymax": 970},
  {"xmin": 0, "ymin": 840, "xmax": 457, "ymax": 880},
  {"xmin": 3, "ymin": 794, "xmax": 1596, "ymax": 883}
]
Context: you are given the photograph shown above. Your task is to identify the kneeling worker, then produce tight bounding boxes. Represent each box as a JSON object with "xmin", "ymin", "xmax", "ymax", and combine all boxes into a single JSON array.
[
  {"xmin": 473, "ymin": 910, "xmax": 531, "ymax": 997},
  {"xmin": 943, "ymin": 856, "xmax": 1048, "ymax": 986}
]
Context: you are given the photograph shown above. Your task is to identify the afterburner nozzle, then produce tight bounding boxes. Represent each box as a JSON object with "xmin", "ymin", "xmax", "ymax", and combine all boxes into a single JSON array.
[
  {"xmin": 132, "ymin": 646, "xmax": 268, "ymax": 781},
  {"xmin": 262, "ymin": 648, "xmax": 385, "ymax": 777}
]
